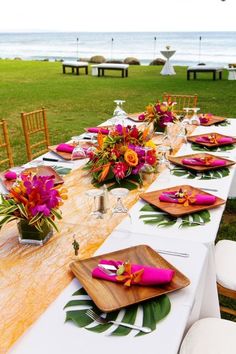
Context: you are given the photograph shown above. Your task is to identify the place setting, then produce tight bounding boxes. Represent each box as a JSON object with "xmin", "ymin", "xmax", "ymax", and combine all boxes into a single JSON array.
[
  {"xmin": 139, "ymin": 184, "xmax": 225, "ymax": 218},
  {"xmin": 187, "ymin": 132, "xmax": 236, "ymax": 148},
  {"xmin": 66, "ymin": 243, "xmax": 190, "ymax": 336},
  {"xmin": 0, "ymin": 165, "xmax": 64, "ymax": 192},
  {"xmin": 48, "ymin": 141, "xmax": 93, "ymax": 161},
  {"xmin": 168, "ymin": 152, "xmax": 235, "ymax": 172}
]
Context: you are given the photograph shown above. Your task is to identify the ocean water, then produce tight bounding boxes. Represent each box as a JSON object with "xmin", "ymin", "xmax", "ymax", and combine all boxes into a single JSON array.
[{"xmin": 0, "ymin": 31, "xmax": 235, "ymax": 66}]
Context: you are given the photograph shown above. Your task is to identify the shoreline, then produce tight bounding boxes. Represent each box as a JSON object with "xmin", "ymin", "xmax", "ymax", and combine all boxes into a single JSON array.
[
  {"xmin": 1, "ymin": 31, "xmax": 235, "ymax": 67},
  {"xmin": 0, "ymin": 56, "xmax": 231, "ymax": 67}
]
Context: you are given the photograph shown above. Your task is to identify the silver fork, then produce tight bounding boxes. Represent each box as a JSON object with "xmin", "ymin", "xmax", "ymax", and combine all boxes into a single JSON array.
[{"xmin": 86, "ymin": 309, "xmax": 151, "ymax": 333}]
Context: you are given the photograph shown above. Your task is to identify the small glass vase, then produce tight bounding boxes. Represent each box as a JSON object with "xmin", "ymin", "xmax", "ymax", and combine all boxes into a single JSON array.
[
  {"xmin": 18, "ymin": 220, "xmax": 53, "ymax": 246},
  {"xmin": 154, "ymin": 121, "xmax": 166, "ymax": 133}
]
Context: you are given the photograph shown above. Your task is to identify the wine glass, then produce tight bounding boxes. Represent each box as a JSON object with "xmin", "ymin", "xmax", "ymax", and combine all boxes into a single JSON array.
[
  {"xmin": 183, "ymin": 107, "xmax": 191, "ymax": 120},
  {"xmin": 85, "ymin": 189, "xmax": 104, "ymax": 219},
  {"xmin": 110, "ymin": 188, "xmax": 129, "ymax": 215},
  {"xmin": 71, "ymin": 146, "xmax": 86, "ymax": 160},
  {"xmin": 190, "ymin": 107, "xmax": 200, "ymax": 125},
  {"xmin": 110, "ymin": 100, "xmax": 127, "ymax": 126},
  {"xmin": 141, "ymin": 146, "xmax": 153, "ymax": 172},
  {"xmin": 165, "ymin": 122, "xmax": 178, "ymax": 153},
  {"xmin": 158, "ymin": 145, "xmax": 171, "ymax": 170}
]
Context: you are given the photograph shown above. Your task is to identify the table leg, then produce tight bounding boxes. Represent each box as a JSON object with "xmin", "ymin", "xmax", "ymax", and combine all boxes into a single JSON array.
[
  {"xmin": 63, "ymin": 66, "xmax": 66, "ymax": 74},
  {"xmin": 219, "ymin": 71, "xmax": 222, "ymax": 80},
  {"xmin": 194, "ymin": 72, "xmax": 196, "ymax": 80},
  {"xmin": 76, "ymin": 67, "xmax": 79, "ymax": 75},
  {"xmin": 213, "ymin": 71, "xmax": 216, "ymax": 80},
  {"xmin": 85, "ymin": 67, "xmax": 88, "ymax": 75}
]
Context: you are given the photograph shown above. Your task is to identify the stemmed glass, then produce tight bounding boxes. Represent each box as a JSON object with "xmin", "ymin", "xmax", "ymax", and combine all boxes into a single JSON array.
[
  {"xmin": 110, "ymin": 188, "xmax": 129, "ymax": 215},
  {"xmin": 165, "ymin": 122, "xmax": 178, "ymax": 153},
  {"xmin": 71, "ymin": 146, "xmax": 86, "ymax": 160},
  {"xmin": 110, "ymin": 100, "xmax": 127, "ymax": 126},
  {"xmin": 183, "ymin": 107, "xmax": 191, "ymax": 119},
  {"xmin": 141, "ymin": 146, "xmax": 153, "ymax": 172},
  {"xmin": 157, "ymin": 145, "xmax": 171, "ymax": 170},
  {"xmin": 85, "ymin": 189, "xmax": 104, "ymax": 219},
  {"xmin": 190, "ymin": 107, "xmax": 200, "ymax": 125}
]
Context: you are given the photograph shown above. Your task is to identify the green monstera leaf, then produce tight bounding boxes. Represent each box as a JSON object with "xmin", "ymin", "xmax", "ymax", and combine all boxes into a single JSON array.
[
  {"xmin": 171, "ymin": 166, "xmax": 230, "ymax": 180},
  {"xmin": 64, "ymin": 287, "xmax": 171, "ymax": 336},
  {"xmin": 139, "ymin": 204, "xmax": 177, "ymax": 227},
  {"xmin": 214, "ymin": 120, "xmax": 230, "ymax": 127},
  {"xmin": 52, "ymin": 165, "xmax": 72, "ymax": 175},
  {"xmin": 191, "ymin": 143, "xmax": 235, "ymax": 152},
  {"xmin": 139, "ymin": 203, "xmax": 211, "ymax": 228}
]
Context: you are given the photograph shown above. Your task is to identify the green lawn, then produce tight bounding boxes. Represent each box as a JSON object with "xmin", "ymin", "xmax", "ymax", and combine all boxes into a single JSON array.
[{"xmin": 0, "ymin": 59, "xmax": 235, "ymax": 165}]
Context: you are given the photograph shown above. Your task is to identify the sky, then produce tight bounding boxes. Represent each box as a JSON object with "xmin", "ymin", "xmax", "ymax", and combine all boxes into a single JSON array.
[{"xmin": 0, "ymin": 0, "xmax": 235, "ymax": 32}]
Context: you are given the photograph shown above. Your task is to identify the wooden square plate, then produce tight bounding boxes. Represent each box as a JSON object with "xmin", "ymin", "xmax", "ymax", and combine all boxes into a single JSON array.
[
  {"xmin": 168, "ymin": 153, "xmax": 235, "ymax": 172},
  {"xmin": 70, "ymin": 244, "xmax": 190, "ymax": 312},
  {"xmin": 0, "ymin": 166, "xmax": 64, "ymax": 191},
  {"xmin": 187, "ymin": 133, "xmax": 236, "ymax": 147},
  {"xmin": 199, "ymin": 115, "xmax": 226, "ymax": 126},
  {"xmin": 139, "ymin": 184, "xmax": 225, "ymax": 217}
]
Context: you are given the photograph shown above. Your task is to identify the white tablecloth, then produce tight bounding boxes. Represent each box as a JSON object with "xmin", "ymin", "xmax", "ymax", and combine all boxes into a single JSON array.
[
  {"xmin": 10, "ymin": 235, "xmax": 208, "ymax": 354},
  {"xmin": 7, "ymin": 118, "xmax": 236, "ymax": 354}
]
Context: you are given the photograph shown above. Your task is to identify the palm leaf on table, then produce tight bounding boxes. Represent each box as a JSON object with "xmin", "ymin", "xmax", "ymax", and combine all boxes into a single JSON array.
[
  {"xmin": 191, "ymin": 143, "xmax": 235, "ymax": 152},
  {"xmin": 171, "ymin": 166, "xmax": 230, "ymax": 180},
  {"xmin": 139, "ymin": 203, "xmax": 211, "ymax": 228},
  {"xmin": 64, "ymin": 287, "xmax": 171, "ymax": 336}
]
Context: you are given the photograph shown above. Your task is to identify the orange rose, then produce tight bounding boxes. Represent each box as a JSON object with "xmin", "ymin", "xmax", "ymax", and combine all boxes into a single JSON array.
[{"xmin": 124, "ymin": 149, "xmax": 138, "ymax": 166}]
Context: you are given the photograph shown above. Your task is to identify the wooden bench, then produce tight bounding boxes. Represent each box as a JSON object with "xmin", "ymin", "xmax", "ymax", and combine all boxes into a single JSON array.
[
  {"xmin": 187, "ymin": 66, "xmax": 224, "ymax": 80},
  {"xmin": 62, "ymin": 61, "xmax": 88, "ymax": 75},
  {"xmin": 93, "ymin": 63, "xmax": 129, "ymax": 78}
]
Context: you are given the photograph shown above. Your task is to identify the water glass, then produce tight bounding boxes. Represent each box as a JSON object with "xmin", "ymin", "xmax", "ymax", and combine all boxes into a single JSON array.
[
  {"xmin": 85, "ymin": 189, "xmax": 104, "ymax": 219},
  {"xmin": 110, "ymin": 188, "xmax": 129, "ymax": 215}
]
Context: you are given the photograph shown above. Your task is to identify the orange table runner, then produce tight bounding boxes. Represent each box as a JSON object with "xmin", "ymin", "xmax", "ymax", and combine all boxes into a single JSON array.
[{"xmin": 0, "ymin": 125, "xmax": 196, "ymax": 353}]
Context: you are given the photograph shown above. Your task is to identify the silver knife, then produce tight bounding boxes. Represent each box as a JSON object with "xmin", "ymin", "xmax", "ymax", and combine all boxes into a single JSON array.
[{"xmin": 42, "ymin": 157, "xmax": 74, "ymax": 164}]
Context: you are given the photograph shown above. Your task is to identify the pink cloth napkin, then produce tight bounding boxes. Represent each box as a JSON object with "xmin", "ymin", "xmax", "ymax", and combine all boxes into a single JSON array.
[
  {"xmin": 195, "ymin": 136, "xmax": 234, "ymax": 144},
  {"xmin": 199, "ymin": 114, "xmax": 212, "ymax": 124},
  {"xmin": 92, "ymin": 259, "xmax": 175, "ymax": 286},
  {"xmin": 56, "ymin": 143, "xmax": 75, "ymax": 153},
  {"xmin": 159, "ymin": 191, "xmax": 216, "ymax": 205},
  {"xmin": 86, "ymin": 127, "xmax": 109, "ymax": 135},
  {"xmin": 4, "ymin": 171, "xmax": 17, "ymax": 180},
  {"xmin": 182, "ymin": 157, "xmax": 226, "ymax": 167}
]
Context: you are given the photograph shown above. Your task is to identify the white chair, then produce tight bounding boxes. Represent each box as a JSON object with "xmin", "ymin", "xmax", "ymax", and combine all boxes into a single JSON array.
[
  {"xmin": 215, "ymin": 239, "xmax": 236, "ymax": 315},
  {"xmin": 179, "ymin": 318, "xmax": 236, "ymax": 354}
]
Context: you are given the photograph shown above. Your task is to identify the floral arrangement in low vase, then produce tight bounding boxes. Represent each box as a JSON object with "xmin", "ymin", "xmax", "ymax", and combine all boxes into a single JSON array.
[
  {"xmin": 84, "ymin": 124, "xmax": 158, "ymax": 189},
  {"xmin": 138, "ymin": 99, "xmax": 177, "ymax": 132},
  {"xmin": 0, "ymin": 173, "xmax": 67, "ymax": 245}
]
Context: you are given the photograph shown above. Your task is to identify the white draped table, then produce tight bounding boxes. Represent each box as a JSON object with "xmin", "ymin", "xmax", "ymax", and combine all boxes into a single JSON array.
[
  {"xmin": 160, "ymin": 50, "xmax": 176, "ymax": 75},
  {"xmin": 7, "ymin": 118, "xmax": 236, "ymax": 354}
]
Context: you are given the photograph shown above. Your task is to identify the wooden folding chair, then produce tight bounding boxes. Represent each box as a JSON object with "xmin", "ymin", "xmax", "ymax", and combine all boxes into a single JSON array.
[
  {"xmin": 21, "ymin": 108, "xmax": 50, "ymax": 161},
  {"xmin": 162, "ymin": 93, "xmax": 198, "ymax": 114},
  {"xmin": 0, "ymin": 120, "xmax": 14, "ymax": 168}
]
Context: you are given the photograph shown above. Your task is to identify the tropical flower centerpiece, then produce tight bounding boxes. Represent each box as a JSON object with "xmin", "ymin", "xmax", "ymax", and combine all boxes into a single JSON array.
[
  {"xmin": 0, "ymin": 173, "xmax": 67, "ymax": 245},
  {"xmin": 138, "ymin": 99, "xmax": 176, "ymax": 132},
  {"xmin": 84, "ymin": 124, "xmax": 158, "ymax": 188}
]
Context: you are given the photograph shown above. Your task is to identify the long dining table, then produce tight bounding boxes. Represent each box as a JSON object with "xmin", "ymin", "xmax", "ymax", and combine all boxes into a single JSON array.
[{"xmin": 1, "ymin": 117, "xmax": 236, "ymax": 354}]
